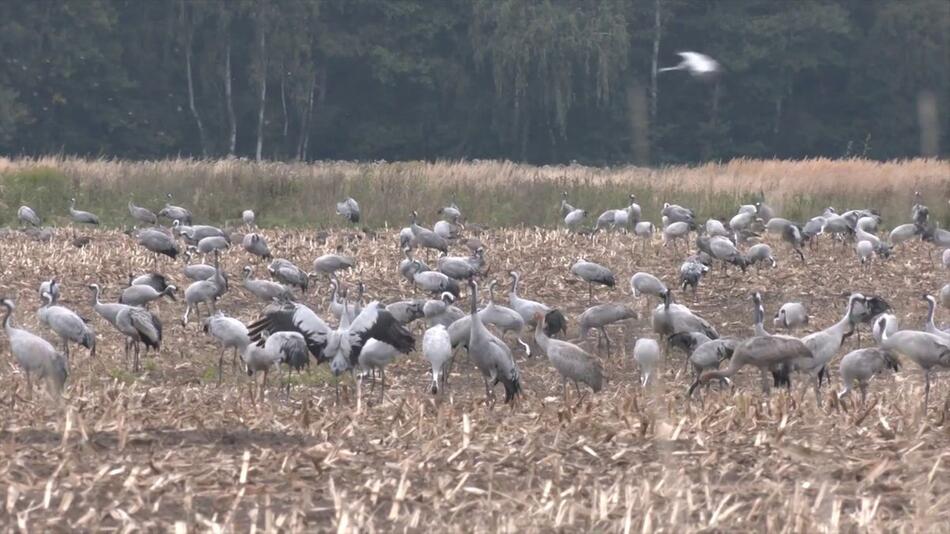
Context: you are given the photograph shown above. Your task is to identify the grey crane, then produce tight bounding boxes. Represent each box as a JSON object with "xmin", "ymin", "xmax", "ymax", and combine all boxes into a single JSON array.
[
  {"xmin": 679, "ymin": 256, "xmax": 710, "ymax": 293},
  {"xmin": 203, "ymin": 312, "xmax": 250, "ymax": 384},
  {"xmin": 241, "ymin": 330, "xmax": 308, "ymax": 398},
  {"xmin": 941, "ymin": 284, "xmax": 950, "ymax": 311},
  {"xmin": 87, "ymin": 283, "xmax": 124, "ymax": 329},
  {"xmin": 689, "ymin": 332, "xmax": 813, "ymax": 397},
  {"xmin": 136, "ymin": 227, "xmax": 179, "ymax": 260},
  {"xmin": 821, "ymin": 214, "xmax": 854, "ymax": 244},
  {"xmin": 158, "ymin": 194, "xmax": 192, "ymax": 225},
  {"xmin": 120, "ymin": 282, "xmax": 177, "ymax": 308},
  {"xmin": 38, "ymin": 291, "xmax": 95, "ymax": 359},
  {"xmin": 434, "ymin": 219, "xmax": 462, "ymax": 241},
  {"xmin": 130, "ymin": 272, "xmax": 171, "ymax": 293},
  {"xmin": 706, "ymin": 218, "xmax": 731, "ymax": 238},
  {"xmin": 756, "ymin": 201, "xmax": 775, "ymax": 222},
  {"xmin": 438, "ymin": 249, "xmax": 483, "ymax": 280},
  {"xmin": 175, "ymin": 222, "xmax": 226, "ymax": 245},
  {"xmin": 877, "ymin": 318, "xmax": 950, "ymax": 410},
  {"xmin": 781, "ymin": 223, "xmax": 807, "ymax": 263},
  {"xmin": 182, "ymin": 251, "xmax": 226, "ymax": 325},
  {"xmin": 922, "ymin": 225, "xmax": 950, "ymax": 249},
  {"xmin": 243, "ymin": 266, "xmax": 292, "ymax": 302},
  {"xmin": 563, "ymin": 208, "xmax": 587, "ymax": 231},
  {"xmin": 479, "ymin": 280, "xmax": 527, "ymax": 345},
  {"xmin": 872, "ymin": 313, "xmax": 898, "ymax": 344},
  {"xmin": 268, "ymin": 258, "xmax": 310, "ymax": 292},
  {"xmin": 578, "ymin": 303, "xmax": 637, "ymax": 355},
  {"xmin": 615, "ymin": 194, "xmax": 641, "ymax": 229},
  {"xmin": 634, "ymin": 222, "xmax": 655, "ymax": 251},
  {"xmin": 128, "ymin": 200, "xmax": 158, "ymax": 225},
  {"xmin": 658, "ymin": 51, "xmax": 720, "ymax": 78},
  {"xmin": 849, "ymin": 294, "xmax": 891, "ymax": 346},
  {"xmin": 438, "ymin": 201, "xmax": 462, "ymax": 223},
  {"xmin": 357, "ymin": 338, "xmax": 403, "ymax": 399},
  {"xmin": 399, "ymin": 248, "xmax": 429, "ymax": 284},
  {"xmin": 68, "ymin": 198, "xmax": 99, "ymax": 225},
  {"xmin": 424, "ymin": 292, "xmax": 466, "ymax": 328},
  {"xmin": 774, "ymin": 302, "xmax": 808, "ymax": 332},
  {"xmin": 942, "ymin": 248, "xmax": 950, "ymax": 269},
  {"xmin": 795, "ymin": 294, "xmax": 863, "ymax": 403},
  {"xmin": 661, "ymin": 202, "xmax": 695, "ymax": 224},
  {"xmin": 802, "ymin": 216, "xmax": 826, "ymax": 246},
  {"xmin": 423, "ymin": 324, "xmax": 453, "ymax": 394},
  {"xmin": 708, "ymin": 236, "xmax": 747, "ymax": 271},
  {"xmin": 630, "ymin": 272, "xmax": 668, "ymax": 303},
  {"xmin": 922, "ymin": 295, "xmax": 949, "ymax": 340},
  {"xmin": 410, "ymin": 211, "xmax": 448, "ymax": 254},
  {"xmin": 2, "ymin": 298, "xmax": 67, "ymax": 398},
  {"xmin": 559, "ymin": 191, "xmax": 576, "ymax": 218},
  {"xmin": 661, "ymin": 221, "xmax": 692, "ymax": 254},
  {"xmin": 745, "ymin": 243, "xmax": 776, "ymax": 270},
  {"xmin": 39, "ymin": 278, "xmax": 61, "ymax": 304},
  {"xmin": 314, "ymin": 253, "xmax": 355, "ymax": 278},
  {"xmin": 183, "ymin": 252, "xmax": 217, "ymax": 282},
  {"xmin": 570, "ymin": 259, "xmax": 615, "ymax": 305},
  {"xmin": 197, "ymin": 235, "xmax": 231, "ymax": 254},
  {"xmin": 336, "ymin": 197, "xmax": 361, "ymax": 224},
  {"xmin": 633, "ymin": 338, "xmax": 661, "ymax": 386},
  {"xmin": 837, "ymin": 348, "xmax": 900, "ymax": 405},
  {"xmin": 507, "ymin": 271, "xmax": 567, "ymax": 337},
  {"xmin": 386, "ymin": 299, "xmax": 426, "ymax": 325},
  {"xmin": 673, "ymin": 335, "xmax": 738, "ymax": 393},
  {"xmin": 414, "ymin": 266, "xmax": 460, "ymax": 296},
  {"xmin": 652, "ymin": 290, "xmax": 719, "ymax": 341},
  {"xmin": 888, "ymin": 223, "xmax": 921, "ymax": 248},
  {"xmin": 242, "ymin": 209, "xmax": 256, "ymax": 227},
  {"xmin": 242, "ymin": 232, "xmax": 271, "ymax": 260},
  {"xmin": 728, "ymin": 210, "xmax": 759, "ymax": 241},
  {"xmin": 535, "ymin": 310, "xmax": 603, "ymax": 398},
  {"xmin": 17, "ymin": 205, "xmax": 41, "ymax": 227},
  {"xmin": 398, "ymin": 226, "xmax": 416, "ymax": 250},
  {"xmin": 467, "ymin": 279, "xmax": 522, "ymax": 405},
  {"xmin": 115, "ymin": 304, "xmax": 162, "ymax": 373}
]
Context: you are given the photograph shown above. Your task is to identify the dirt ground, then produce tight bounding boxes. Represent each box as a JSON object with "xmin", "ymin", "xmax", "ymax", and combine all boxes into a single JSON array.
[{"xmin": 0, "ymin": 226, "xmax": 948, "ymax": 532}]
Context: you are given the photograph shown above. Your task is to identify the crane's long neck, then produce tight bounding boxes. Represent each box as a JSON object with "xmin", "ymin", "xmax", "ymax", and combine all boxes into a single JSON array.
[
  {"xmin": 2, "ymin": 304, "xmax": 13, "ymax": 333},
  {"xmin": 469, "ymin": 284, "xmax": 479, "ymax": 316},
  {"xmin": 510, "ymin": 274, "xmax": 520, "ymax": 296},
  {"xmin": 831, "ymin": 298, "xmax": 860, "ymax": 339},
  {"xmin": 488, "ymin": 283, "xmax": 496, "ymax": 304},
  {"xmin": 702, "ymin": 359, "xmax": 742, "ymax": 382},
  {"xmin": 925, "ymin": 298, "xmax": 937, "ymax": 329},
  {"xmin": 753, "ymin": 302, "xmax": 768, "ymax": 337},
  {"xmin": 534, "ymin": 318, "xmax": 550, "ymax": 351}
]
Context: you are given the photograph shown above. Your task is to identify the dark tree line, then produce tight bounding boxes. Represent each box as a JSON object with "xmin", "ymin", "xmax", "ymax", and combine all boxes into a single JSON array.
[{"xmin": 0, "ymin": 0, "xmax": 947, "ymax": 164}]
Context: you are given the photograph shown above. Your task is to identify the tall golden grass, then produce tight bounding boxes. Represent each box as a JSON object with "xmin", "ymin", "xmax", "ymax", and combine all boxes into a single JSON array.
[{"xmin": 0, "ymin": 156, "xmax": 946, "ymax": 228}]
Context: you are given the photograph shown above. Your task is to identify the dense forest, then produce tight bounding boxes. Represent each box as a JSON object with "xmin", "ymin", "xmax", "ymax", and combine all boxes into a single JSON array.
[{"xmin": 0, "ymin": 0, "xmax": 947, "ymax": 164}]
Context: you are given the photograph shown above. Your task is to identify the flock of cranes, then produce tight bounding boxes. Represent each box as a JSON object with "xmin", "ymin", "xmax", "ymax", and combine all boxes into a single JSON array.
[{"xmin": 3, "ymin": 189, "xmax": 949, "ymax": 411}]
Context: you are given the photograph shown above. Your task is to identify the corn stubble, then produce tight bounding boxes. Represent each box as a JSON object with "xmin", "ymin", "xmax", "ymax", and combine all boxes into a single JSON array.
[{"xmin": 0, "ymin": 215, "xmax": 948, "ymax": 530}]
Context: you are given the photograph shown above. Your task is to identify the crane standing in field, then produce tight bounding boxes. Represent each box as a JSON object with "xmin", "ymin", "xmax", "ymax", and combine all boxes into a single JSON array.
[{"xmin": 3, "ymin": 298, "xmax": 68, "ymax": 399}]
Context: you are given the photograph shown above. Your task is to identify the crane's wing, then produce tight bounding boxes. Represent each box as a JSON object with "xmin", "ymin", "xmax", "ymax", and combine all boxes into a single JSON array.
[
  {"xmin": 266, "ymin": 331, "xmax": 310, "ymax": 371},
  {"xmin": 130, "ymin": 307, "xmax": 162, "ymax": 349},
  {"xmin": 248, "ymin": 301, "xmax": 330, "ymax": 362},
  {"xmin": 346, "ymin": 301, "xmax": 415, "ymax": 364}
]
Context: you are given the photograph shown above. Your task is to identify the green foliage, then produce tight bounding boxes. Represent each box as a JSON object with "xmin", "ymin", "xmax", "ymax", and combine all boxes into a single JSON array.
[{"xmin": 0, "ymin": 0, "xmax": 946, "ymax": 162}]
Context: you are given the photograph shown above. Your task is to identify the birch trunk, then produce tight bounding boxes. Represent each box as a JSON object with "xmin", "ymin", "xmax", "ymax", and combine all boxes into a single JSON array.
[
  {"xmin": 224, "ymin": 40, "xmax": 237, "ymax": 156},
  {"xmin": 255, "ymin": 31, "xmax": 267, "ymax": 162}
]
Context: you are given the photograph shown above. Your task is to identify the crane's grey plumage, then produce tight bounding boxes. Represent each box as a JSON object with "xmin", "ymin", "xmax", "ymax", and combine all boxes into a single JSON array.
[
  {"xmin": 795, "ymin": 294, "xmax": 862, "ymax": 403},
  {"xmin": 183, "ymin": 252, "xmax": 226, "ymax": 325},
  {"xmin": 661, "ymin": 203, "xmax": 695, "ymax": 224},
  {"xmin": 243, "ymin": 266, "xmax": 292, "ymax": 302},
  {"xmin": 633, "ymin": 338, "xmax": 661, "ymax": 386},
  {"xmin": 577, "ymin": 303, "xmax": 636, "ymax": 355},
  {"xmin": 176, "ymin": 222, "xmax": 226, "ymax": 245},
  {"xmin": 745, "ymin": 243, "xmax": 776, "ymax": 270},
  {"xmin": 159, "ymin": 194, "xmax": 192, "ymax": 225},
  {"xmin": 774, "ymin": 302, "xmax": 808, "ymax": 332},
  {"xmin": 336, "ymin": 197, "xmax": 361, "ymax": 224},
  {"xmin": 630, "ymin": 272, "xmax": 668, "ymax": 302},
  {"xmin": 661, "ymin": 221, "xmax": 691, "ymax": 253},
  {"xmin": 39, "ymin": 278, "xmax": 61, "ymax": 304},
  {"xmin": 197, "ymin": 235, "xmax": 231, "ymax": 254},
  {"xmin": 241, "ymin": 331, "xmax": 308, "ymax": 397},
  {"xmin": 468, "ymin": 280, "xmax": 522, "ymax": 404},
  {"xmin": 559, "ymin": 192, "xmax": 576, "ymax": 218},
  {"xmin": 423, "ymin": 324, "xmax": 453, "ymax": 394},
  {"xmin": 183, "ymin": 257, "xmax": 217, "ymax": 282},
  {"xmin": 268, "ymin": 258, "xmax": 310, "ymax": 291},
  {"xmin": 837, "ymin": 348, "xmax": 900, "ymax": 404},
  {"xmin": 877, "ymin": 319, "xmax": 950, "ymax": 410},
  {"xmin": 479, "ymin": 280, "xmax": 527, "ymax": 345},
  {"xmin": 2, "ymin": 298, "xmax": 67, "ymax": 398},
  {"xmin": 438, "ymin": 248, "xmax": 484, "ymax": 280},
  {"xmin": 941, "ymin": 284, "xmax": 950, "ymax": 311},
  {"xmin": 38, "ymin": 292, "xmax": 95, "ymax": 359},
  {"xmin": 203, "ymin": 312, "xmax": 250, "ymax": 384},
  {"xmin": 679, "ymin": 257, "xmax": 709, "ymax": 293},
  {"xmin": 68, "ymin": 198, "xmax": 99, "ymax": 225},
  {"xmin": 888, "ymin": 223, "xmax": 921, "ymax": 248},
  {"xmin": 242, "ymin": 209, "xmax": 256, "ymax": 227},
  {"xmin": 414, "ymin": 267, "xmax": 459, "ymax": 296},
  {"xmin": 120, "ymin": 283, "xmax": 177, "ymax": 308},
  {"xmin": 136, "ymin": 228, "xmax": 179, "ymax": 259},
  {"xmin": 433, "ymin": 220, "xmax": 462, "ymax": 241},
  {"xmin": 570, "ymin": 259, "xmax": 615, "ymax": 305},
  {"xmin": 17, "ymin": 205, "xmax": 41, "ymax": 227},
  {"xmin": 563, "ymin": 208, "xmax": 587, "ymax": 230},
  {"xmin": 535, "ymin": 310, "xmax": 603, "ymax": 397},
  {"xmin": 358, "ymin": 339, "xmax": 403, "ymax": 399},
  {"xmin": 242, "ymin": 232, "xmax": 271, "ymax": 260},
  {"xmin": 398, "ymin": 248, "xmax": 429, "ymax": 284},
  {"xmin": 922, "ymin": 225, "xmax": 950, "ymax": 249},
  {"xmin": 386, "ymin": 299, "xmax": 425, "ymax": 325},
  {"xmin": 128, "ymin": 200, "xmax": 157, "ymax": 225},
  {"xmin": 873, "ymin": 313, "xmax": 898, "ymax": 344},
  {"xmin": 423, "ymin": 292, "xmax": 465, "ymax": 328},
  {"xmin": 115, "ymin": 304, "xmax": 162, "ymax": 373},
  {"xmin": 130, "ymin": 272, "xmax": 171, "ymax": 293},
  {"xmin": 410, "ymin": 211, "xmax": 448, "ymax": 254},
  {"xmin": 313, "ymin": 254, "xmax": 355, "ymax": 277},
  {"xmin": 689, "ymin": 333, "xmax": 813, "ymax": 397},
  {"xmin": 653, "ymin": 290, "xmax": 719, "ymax": 341},
  {"xmin": 507, "ymin": 271, "xmax": 566, "ymax": 337},
  {"xmin": 922, "ymin": 295, "xmax": 949, "ymax": 340}
]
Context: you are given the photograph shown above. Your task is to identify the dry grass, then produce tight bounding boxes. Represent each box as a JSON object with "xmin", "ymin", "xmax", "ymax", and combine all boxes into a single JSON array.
[
  {"xmin": 0, "ymin": 222, "xmax": 948, "ymax": 531},
  {"xmin": 0, "ymin": 157, "xmax": 947, "ymax": 228}
]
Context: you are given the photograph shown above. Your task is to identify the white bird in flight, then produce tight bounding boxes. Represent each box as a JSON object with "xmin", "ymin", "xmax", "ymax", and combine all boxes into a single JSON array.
[{"xmin": 659, "ymin": 51, "xmax": 720, "ymax": 79}]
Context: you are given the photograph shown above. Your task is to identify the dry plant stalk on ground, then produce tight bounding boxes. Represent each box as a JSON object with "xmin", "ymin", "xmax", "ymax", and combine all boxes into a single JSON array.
[{"xmin": 0, "ymin": 223, "xmax": 948, "ymax": 531}]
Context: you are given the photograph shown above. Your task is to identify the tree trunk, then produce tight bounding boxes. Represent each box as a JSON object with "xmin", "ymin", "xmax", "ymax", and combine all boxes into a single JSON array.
[
  {"xmin": 224, "ymin": 40, "xmax": 237, "ymax": 156},
  {"xmin": 650, "ymin": 0, "xmax": 662, "ymax": 124},
  {"xmin": 182, "ymin": 2, "xmax": 207, "ymax": 157},
  {"xmin": 280, "ymin": 70, "xmax": 288, "ymax": 140},
  {"xmin": 297, "ymin": 72, "xmax": 316, "ymax": 161},
  {"xmin": 255, "ymin": 30, "xmax": 267, "ymax": 162}
]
